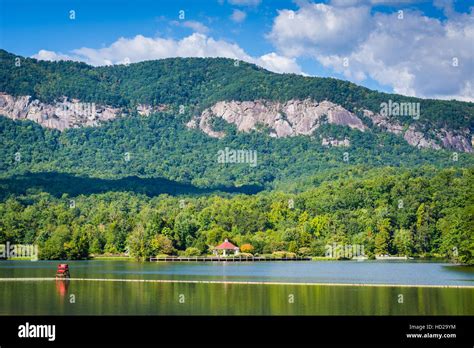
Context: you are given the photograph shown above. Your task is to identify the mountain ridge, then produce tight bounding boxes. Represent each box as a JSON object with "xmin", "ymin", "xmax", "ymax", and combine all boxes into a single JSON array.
[
  {"xmin": 1, "ymin": 49, "xmax": 473, "ymax": 153},
  {"xmin": 1, "ymin": 49, "xmax": 473, "ymax": 124}
]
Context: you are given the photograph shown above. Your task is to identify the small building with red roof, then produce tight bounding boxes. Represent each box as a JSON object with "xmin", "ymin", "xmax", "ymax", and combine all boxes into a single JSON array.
[{"xmin": 213, "ymin": 239, "xmax": 240, "ymax": 256}]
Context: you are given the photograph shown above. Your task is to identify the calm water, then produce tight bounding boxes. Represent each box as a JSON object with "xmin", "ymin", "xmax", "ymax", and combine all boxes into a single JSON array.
[{"xmin": 0, "ymin": 260, "xmax": 472, "ymax": 315}]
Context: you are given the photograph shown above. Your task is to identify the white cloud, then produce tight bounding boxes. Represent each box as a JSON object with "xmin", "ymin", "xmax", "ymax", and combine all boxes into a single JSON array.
[
  {"xmin": 256, "ymin": 53, "xmax": 302, "ymax": 74},
  {"xmin": 268, "ymin": 4, "xmax": 373, "ymax": 56},
  {"xmin": 330, "ymin": 0, "xmax": 423, "ymax": 6},
  {"xmin": 228, "ymin": 0, "xmax": 261, "ymax": 6},
  {"xmin": 230, "ymin": 9, "xmax": 247, "ymax": 23},
  {"xmin": 181, "ymin": 20, "xmax": 210, "ymax": 34},
  {"xmin": 33, "ymin": 49, "xmax": 77, "ymax": 62},
  {"xmin": 32, "ymin": 33, "xmax": 302, "ymax": 75},
  {"xmin": 268, "ymin": 2, "xmax": 474, "ymax": 101}
]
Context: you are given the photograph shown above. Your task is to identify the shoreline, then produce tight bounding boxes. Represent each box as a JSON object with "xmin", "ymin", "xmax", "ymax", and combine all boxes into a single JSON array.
[{"xmin": 3, "ymin": 257, "xmax": 463, "ymax": 264}]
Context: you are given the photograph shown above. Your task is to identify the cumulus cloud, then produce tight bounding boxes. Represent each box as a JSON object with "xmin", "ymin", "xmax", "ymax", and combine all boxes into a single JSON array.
[
  {"xmin": 268, "ymin": 1, "xmax": 474, "ymax": 101},
  {"xmin": 181, "ymin": 20, "xmax": 210, "ymax": 34},
  {"xmin": 230, "ymin": 9, "xmax": 247, "ymax": 23},
  {"xmin": 32, "ymin": 33, "xmax": 302, "ymax": 75},
  {"xmin": 33, "ymin": 49, "xmax": 77, "ymax": 62},
  {"xmin": 256, "ymin": 52, "xmax": 302, "ymax": 74},
  {"xmin": 268, "ymin": 4, "xmax": 373, "ymax": 56}
]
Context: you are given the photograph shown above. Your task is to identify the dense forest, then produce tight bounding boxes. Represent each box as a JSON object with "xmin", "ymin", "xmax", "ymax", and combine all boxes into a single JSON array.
[
  {"xmin": 1, "ymin": 115, "xmax": 472, "ymax": 188},
  {"xmin": 0, "ymin": 49, "xmax": 472, "ymax": 264},
  {"xmin": 0, "ymin": 167, "xmax": 472, "ymax": 264}
]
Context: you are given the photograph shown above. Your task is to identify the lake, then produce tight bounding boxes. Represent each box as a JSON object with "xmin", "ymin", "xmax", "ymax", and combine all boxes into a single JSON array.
[{"xmin": 0, "ymin": 260, "xmax": 472, "ymax": 315}]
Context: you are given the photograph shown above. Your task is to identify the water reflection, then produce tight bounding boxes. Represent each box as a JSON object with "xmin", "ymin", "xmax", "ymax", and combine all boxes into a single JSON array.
[
  {"xmin": 0, "ymin": 280, "xmax": 472, "ymax": 315},
  {"xmin": 0, "ymin": 260, "xmax": 473, "ymax": 315},
  {"xmin": 55, "ymin": 279, "xmax": 69, "ymax": 298}
]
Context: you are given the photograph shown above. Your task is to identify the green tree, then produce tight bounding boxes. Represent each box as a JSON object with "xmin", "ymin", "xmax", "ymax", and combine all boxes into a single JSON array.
[
  {"xmin": 184, "ymin": 247, "xmax": 201, "ymax": 256},
  {"xmin": 39, "ymin": 225, "xmax": 71, "ymax": 260},
  {"xmin": 127, "ymin": 224, "xmax": 148, "ymax": 261},
  {"xmin": 393, "ymin": 228, "xmax": 413, "ymax": 256},
  {"xmin": 150, "ymin": 234, "xmax": 175, "ymax": 256}
]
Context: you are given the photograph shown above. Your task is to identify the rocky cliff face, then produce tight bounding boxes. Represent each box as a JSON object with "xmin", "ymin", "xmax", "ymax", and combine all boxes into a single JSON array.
[
  {"xmin": 363, "ymin": 109, "xmax": 472, "ymax": 153},
  {"xmin": 187, "ymin": 99, "xmax": 366, "ymax": 138},
  {"xmin": 1, "ymin": 92, "xmax": 471, "ymax": 153},
  {"xmin": 188, "ymin": 99, "xmax": 472, "ymax": 153},
  {"xmin": 0, "ymin": 93, "xmax": 121, "ymax": 130},
  {"xmin": 0, "ymin": 93, "xmax": 172, "ymax": 131}
]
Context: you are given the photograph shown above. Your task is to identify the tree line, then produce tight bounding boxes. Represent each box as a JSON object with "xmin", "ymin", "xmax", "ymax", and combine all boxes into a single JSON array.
[{"xmin": 0, "ymin": 167, "xmax": 471, "ymax": 264}]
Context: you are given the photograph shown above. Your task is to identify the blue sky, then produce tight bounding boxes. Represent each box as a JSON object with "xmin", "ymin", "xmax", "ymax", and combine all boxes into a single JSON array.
[{"xmin": 1, "ymin": 0, "xmax": 473, "ymax": 101}]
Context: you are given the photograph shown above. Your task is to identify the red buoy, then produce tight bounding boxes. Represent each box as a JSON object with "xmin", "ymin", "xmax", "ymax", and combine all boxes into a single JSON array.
[{"xmin": 55, "ymin": 264, "xmax": 70, "ymax": 278}]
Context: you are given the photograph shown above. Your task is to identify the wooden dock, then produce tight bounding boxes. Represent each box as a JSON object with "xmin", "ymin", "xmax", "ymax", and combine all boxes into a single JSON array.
[{"xmin": 149, "ymin": 256, "xmax": 312, "ymax": 262}]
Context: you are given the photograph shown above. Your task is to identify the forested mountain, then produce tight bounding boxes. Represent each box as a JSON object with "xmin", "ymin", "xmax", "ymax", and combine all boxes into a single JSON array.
[
  {"xmin": 1, "ymin": 49, "xmax": 473, "ymax": 132},
  {"xmin": 0, "ymin": 49, "xmax": 472, "ymax": 264},
  {"xmin": 1, "ymin": 113, "xmax": 473, "ymax": 187}
]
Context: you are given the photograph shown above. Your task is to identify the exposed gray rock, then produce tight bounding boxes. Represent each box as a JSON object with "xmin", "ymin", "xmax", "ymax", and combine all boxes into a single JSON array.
[
  {"xmin": 0, "ymin": 93, "xmax": 121, "ymax": 130},
  {"xmin": 363, "ymin": 109, "xmax": 472, "ymax": 153},
  {"xmin": 0, "ymin": 93, "xmax": 174, "ymax": 131},
  {"xmin": 2, "ymin": 92, "xmax": 471, "ymax": 153},
  {"xmin": 189, "ymin": 99, "xmax": 366, "ymax": 139},
  {"xmin": 363, "ymin": 109, "xmax": 404, "ymax": 135},
  {"xmin": 404, "ymin": 126, "xmax": 442, "ymax": 150},
  {"xmin": 191, "ymin": 99, "xmax": 472, "ymax": 153},
  {"xmin": 436, "ymin": 128, "xmax": 472, "ymax": 153}
]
